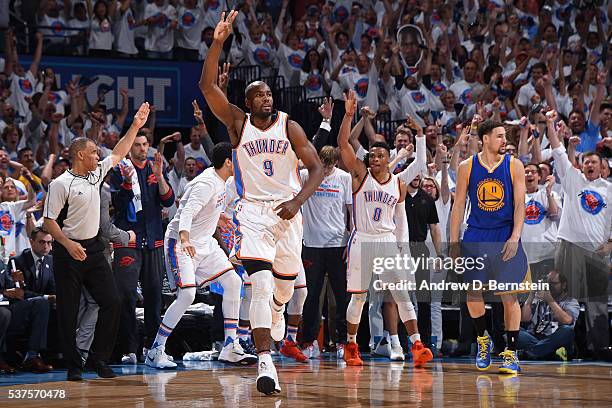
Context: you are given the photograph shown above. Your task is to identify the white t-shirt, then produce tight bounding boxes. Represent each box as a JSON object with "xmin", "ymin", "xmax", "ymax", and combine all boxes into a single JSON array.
[
  {"xmin": 300, "ymin": 167, "xmax": 352, "ymax": 247},
  {"xmin": 300, "ymin": 69, "xmax": 328, "ymax": 99},
  {"xmin": 166, "ymin": 167, "xmax": 226, "ymax": 243},
  {"xmin": 144, "ymin": 3, "xmax": 177, "ymax": 52},
  {"xmin": 39, "ymin": 15, "xmax": 69, "ymax": 44},
  {"xmin": 89, "ymin": 17, "xmax": 113, "ymax": 50},
  {"xmin": 517, "ymin": 82, "xmax": 538, "ymax": 108},
  {"xmin": 9, "ymin": 71, "xmax": 37, "ymax": 118},
  {"xmin": 113, "ymin": 4, "xmax": 138, "ymax": 55},
  {"xmin": 182, "ymin": 143, "xmax": 210, "ymax": 174},
  {"xmin": 43, "ymin": 156, "xmax": 114, "ymax": 240},
  {"xmin": 33, "ymin": 86, "xmax": 70, "ymax": 116},
  {"xmin": 449, "ymin": 80, "xmax": 477, "ymax": 107},
  {"xmin": 330, "ymin": 64, "xmax": 356, "ymax": 100},
  {"xmin": 552, "ymin": 146, "xmax": 612, "ymax": 251},
  {"xmin": 176, "ymin": 5, "xmax": 204, "ymax": 50},
  {"xmin": 0, "ymin": 200, "xmax": 30, "ymax": 257},
  {"xmin": 398, "ymin": 85, "xmax": 437, "ymax": 128},
  {"xmin": 277, "ymin": 43, "xmax": 305, "ymax": 87},
  {"xmin": 242, "ymin": 39, "xmax": 275, "ymax": 77},
  {"xmin": 523, "ymin": 188, "xmax": 562, "ymax": 263}
]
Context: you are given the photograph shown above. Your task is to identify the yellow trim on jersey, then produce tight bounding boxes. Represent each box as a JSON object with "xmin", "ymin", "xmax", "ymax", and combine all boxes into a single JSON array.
[
  {"xmin": 466, "ymin": 155, "xmax": 474, "ymax": 188},
  {"xmin": 509, "ymin": 155, "xmax": 515, "ymax": 183},
  {"xmin": 477, "ymin": 152, "xmax": 505, "ymax": 173}
]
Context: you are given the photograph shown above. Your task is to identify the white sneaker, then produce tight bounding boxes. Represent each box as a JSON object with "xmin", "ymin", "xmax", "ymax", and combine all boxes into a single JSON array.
[
  {"xmin": 146, "ymin": 346, "xmax": 177, "ymax": 369},
  {"xmin": 303, "ymin": 340, "xmax": 321, "ymax": 359},
  {"xmin": 256, "ymin": 358, "xmax": 281, "ymax": 395},
  {"xmin": 139, "ymin": 348, "xmax": 148, "ymax": 363},
  {"xmin": 270, "ymin": 303, "xmax": 286, "ymax": 342},
  {"xmin": 336, "ymin": 343, "xmax": 345, "ymax": 360},
  {"xmin": 372, "ymin": 337, "xmax": 392, "ymax": 357},
  {"xmin": 218, "ymin": 339, "xmax": 257, "ymax": 365},
  {"xmin": 121, "ymin": 353, "xmax": 137, "ymax": 365},
  {"xmin": 390, "ymin": 344, "xmax": 405, "ymax": 361}
]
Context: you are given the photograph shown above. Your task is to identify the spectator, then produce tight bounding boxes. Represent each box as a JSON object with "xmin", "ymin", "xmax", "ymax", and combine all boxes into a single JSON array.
[
  {"xmin": 113, "ymin": 0, "xmax": 140, "ymax": 57},
  {"xmin": 0, "ymin": 304, "xmax": 14, "ymax": 373},
  {"xmin": 175, "ymin": 0, "xmax": 205, "ymax": 61},
  {"xmin": 87, "ymin": 0, "xmax": 116, "ymax": 57},
  {"xmin": 143, "ymin": 0, "xmax": 177, "ymax": 60},
  {"xmin": 519, "ymin": 270, "xmax": 579, "ymax": 360},
  {"xmin": 300, "ymin": 49, "xmax": 330, "ymax": 99},
  {"xmin": 0, "ymin": 175, "xmax": 37, "ymax": 256}
]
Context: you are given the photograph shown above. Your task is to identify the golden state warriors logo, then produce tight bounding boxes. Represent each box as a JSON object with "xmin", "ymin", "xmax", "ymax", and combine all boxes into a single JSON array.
[{"xmin": 477, "ymin": 178, "xmax": 505, "ymax": 212}]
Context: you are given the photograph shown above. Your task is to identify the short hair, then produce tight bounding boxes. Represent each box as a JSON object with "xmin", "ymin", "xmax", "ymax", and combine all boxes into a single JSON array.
[
  {"xmin": 68, "ymin": 137, "xmax": 94, "ymax": 160},
  {"xmin": 184, "ymin": 156, "xmax": 197, "ymax": 164},
  {"xmin": 530, "ymin": 62, "xmax": 548, "ymax": 75},
  {"xmin": 319, "ymin": 145, "xmax": 339, "ymax": 167},
  {"xmin": 600, "ymin": 102, "xmax": 612, "ymax": 111},
  {"xmin": 477, "ymin": 120, "xmax": 504, "ymax": 140},
  {"xmin": 568, "ymin": 109, "xmax": 585, "ymax": 119},
  {"xmin": 582, "ymin": 151, "xmax": 602, "ymax": 162},
  {"xmin": 539, "ymin": 161, "xmax": 553, "ymax": 174},
  {"xmin": 30, "ymin": 226, "xmax": 50, "ymax": 240},
  {"xmin": 212, "ymin": 142, "xmax": 232, "ymax": 169},
  {"xmin": 370, "ymin": 141, "xmax": 391, "ymax": 153},
  {"xmin": 245, "ymin": 81, "xmax": 269, "ymax": 99},
  {"xmin": 17, "ymin": 147, "xmax": 32, "ymax": 158},
  {"xmin": 525, "ymin": 162, "xmax": 542, "ymax": 176}
]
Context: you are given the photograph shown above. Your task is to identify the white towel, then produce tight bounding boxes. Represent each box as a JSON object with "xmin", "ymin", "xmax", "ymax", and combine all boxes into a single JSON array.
[{"xmin": 122, "ymin": 159, "xmax": 142, "ymax": 214}]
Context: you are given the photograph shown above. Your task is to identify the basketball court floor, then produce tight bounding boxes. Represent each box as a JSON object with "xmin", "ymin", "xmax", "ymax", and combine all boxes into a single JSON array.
[{"xmin": 1, "ymin": 354, "xmax": 610, "ymax": 407}]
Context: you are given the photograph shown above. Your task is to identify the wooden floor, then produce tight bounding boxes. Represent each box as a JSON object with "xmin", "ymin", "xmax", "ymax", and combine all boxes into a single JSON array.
[{"xmin": 1, "ymin": 356, "xmax": 611, "ymax": 407}]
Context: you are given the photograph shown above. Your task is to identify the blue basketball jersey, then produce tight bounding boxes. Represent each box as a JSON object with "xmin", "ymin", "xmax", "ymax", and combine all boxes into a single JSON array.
[{"xmin": 466, "ymin": 153, "xmax": 515, "ymax": 229}]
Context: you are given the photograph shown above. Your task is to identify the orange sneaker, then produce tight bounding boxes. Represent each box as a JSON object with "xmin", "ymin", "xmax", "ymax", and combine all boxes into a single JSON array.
[
  {"xmin": 280, "ymin": 340, "xmax": 308, "ymax": 362},
  {"xmin": 343, "ymin": 342, "xmax": 363, "ymax": 366},
  {"xmin": 411, "ymin": 341, "xmax": 433, "ymax": 368}
]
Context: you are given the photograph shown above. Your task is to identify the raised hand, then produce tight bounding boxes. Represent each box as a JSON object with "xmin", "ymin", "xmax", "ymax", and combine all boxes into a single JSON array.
[
  {"xmin": 597, "ymin": 70, "xmax": 608, "ymax": 85},
  {"xmin": 406, "ymin": 116, "xmax": 423, "ymax": 137},
  {"xmin": 218, "ymin": 62, "xmax": 231, "ymax": 90},
  {"xmin": 152, "ymin": 152, "xmax": 164, "ymax": 178},
  {"xmin": 344, "ymin": 90, "xmax": 357, "ymax": 116},
  {"xmin": 132, "ymin": 102, "xmax": 150, "ymax": 129},
  {"xmin": 214, "ymin": 10, "xmax": 238, "ymax": 44},
  {"xmin": 318, "ymin": 97, "xmax": 334, "ymax": 120},
  {"xmin": 161, "ymin": 132, "xmax": 182, "ymax": 144},
  {"xmin": 360, "ymin": 106, "xmax": 376, "ymax": 120},
  {"xmin": 192, "ymin": 100, "xmax": 204, "ymax": 124}
]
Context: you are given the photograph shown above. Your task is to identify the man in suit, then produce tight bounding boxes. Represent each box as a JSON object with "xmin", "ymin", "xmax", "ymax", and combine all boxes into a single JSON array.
[{"xmin": 2, "ymin": 227, "xmax": 54, "ymax": 372}]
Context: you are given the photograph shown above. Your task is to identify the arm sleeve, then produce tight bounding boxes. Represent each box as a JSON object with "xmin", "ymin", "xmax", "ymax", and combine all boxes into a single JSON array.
[
  {"xmin": 311, "ymin": 123, "xmax": 331, "ymax": 152},
  {"xmin": 344, "ymin": 173, "xmax": 353, "ymax": 205},
  {"xmin": 178, "ymin": 182, "xmax": 211, "ymax": 233},
  {"xmin": 394, "ymin": 202, "xmax": 409, "ymax": 248},
  {"xmin": 43, "ymin": 180, "xmax": 67, "ymax": 220},
  {"xmin": 397, "ymin": 136, "xmax": 426, "ymax": 184}
]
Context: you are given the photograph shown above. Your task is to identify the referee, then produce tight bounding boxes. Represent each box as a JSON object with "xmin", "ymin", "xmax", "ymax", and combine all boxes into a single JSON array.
[{"xmin": 43, "ymin": 103, "xmax": 150, "ymax": 381}]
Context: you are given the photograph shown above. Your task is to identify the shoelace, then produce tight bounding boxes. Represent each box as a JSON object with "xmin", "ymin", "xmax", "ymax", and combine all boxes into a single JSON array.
[
  {"xmin": 477, "ymin": 337, "xmax": 490, "ymax": 361},
  {"xmin": 499, "ymin": 350, "xmax": 517, "ymax": 365}
]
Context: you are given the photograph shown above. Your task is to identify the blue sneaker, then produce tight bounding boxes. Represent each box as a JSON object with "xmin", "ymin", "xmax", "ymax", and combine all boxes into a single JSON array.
[
  {"xmin": 239, "ymin": 338, "xmax": 257, "ymax": 356},
  {"xmin": 499, "ymin": 349, "xmax": 521, "ymax": 374},
  {"xmin": 476, "ymin": 335, "xmax": 493, "ymax": 370}
]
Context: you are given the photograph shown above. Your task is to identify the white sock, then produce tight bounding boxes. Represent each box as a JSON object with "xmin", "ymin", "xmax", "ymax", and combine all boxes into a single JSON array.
[
  {"xmin": 258, "ymin": 352, "xmax": 273, "ymax": 364},
  {"xmin": 348, "ymin": 333, "xmax": 357, "ymax": 344},
  {"xmin": 390, "ymin": 334, "xmax": 400, "ymax": 348},
  {"xmin": 409, "ymin": 333, "xmax": 421, "ymax": 344}
]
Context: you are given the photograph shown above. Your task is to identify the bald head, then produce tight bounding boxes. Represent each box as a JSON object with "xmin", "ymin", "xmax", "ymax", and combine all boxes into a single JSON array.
[
  {"xmin": 244, "ymin": 81, "xmax": 274, "ymax": 118},
  {"xmin": 245, "ymin": 81, "xmax": 270, "ymax": 99}
]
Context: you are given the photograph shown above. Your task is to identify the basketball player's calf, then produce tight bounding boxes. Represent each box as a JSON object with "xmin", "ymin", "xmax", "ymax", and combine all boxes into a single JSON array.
[{"xmin": 280, "ymin": 286, "xmax": 308, "ymax": 362}]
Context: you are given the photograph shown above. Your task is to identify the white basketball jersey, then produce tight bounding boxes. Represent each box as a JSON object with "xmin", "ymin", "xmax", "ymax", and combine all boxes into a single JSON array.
[
  {"xmin": 233, "ymin": 111, "xmax": 301, "ymax": 202},
  {"xmin": 353, "ymin": 171, "xmax": 401, "ymax": 234},
  {"xmin": 166, "ymin": 168, "xmax": 226, "ymax": 242}
]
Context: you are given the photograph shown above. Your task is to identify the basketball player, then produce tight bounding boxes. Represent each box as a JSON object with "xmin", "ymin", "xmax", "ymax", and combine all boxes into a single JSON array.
[
  {"xmin": 338, "ymin": 90, "xmax": 433, "ymax": 367},
  {"xmin": 201, "ymin": 11, "xmax": 324, "ymax": 395},
  {"xmin": 146, "ymin": 143, "xmax": 256, "ymax": 368},
  {"xmin": 449, "ymin": 119, "xmax": 527, "ymax": 374}
]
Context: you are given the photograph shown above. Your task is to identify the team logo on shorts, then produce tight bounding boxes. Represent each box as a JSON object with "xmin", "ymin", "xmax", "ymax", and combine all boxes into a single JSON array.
[
  {"xmin": 525, "ymin": 200, "xmax": 546, "ymax": 224},
  {"xmin": 579, "ymin": 190, "xmax": 606, "ymax": 215},
  {"xmin": 477, "ymin": 178, "xmax": 505, "ymax": 212}
]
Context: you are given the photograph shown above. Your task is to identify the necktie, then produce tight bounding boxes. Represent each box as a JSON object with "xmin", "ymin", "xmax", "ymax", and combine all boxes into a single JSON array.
[{"xmin": 36, "ymin": 259, "xmax": 42, "ymax": 280}]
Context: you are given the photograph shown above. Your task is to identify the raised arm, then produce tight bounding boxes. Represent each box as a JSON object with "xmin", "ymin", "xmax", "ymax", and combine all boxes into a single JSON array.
[
  {"xmin": 116, "ymin": 88, "xmax": 130, "ymax": 129},
  {"xmin": 337, "ymin": 90, "xmax": 367, "ymax": 178},
  {"xmin": 589, "ymin": 70, "xmax": 607, "ymax": 127},
  {"xmin": 396, "ymin": 116, "xmax": 426, "ymax": 184},
  {"xmin": 110, "ymin": 102, "xmax": 150, "ymax": 167},
  {"xmin": 199, "ymin": 11, "xmax": 244, "ymax": 145},
  {"xmin": 449, "ymin": 158, "xmax": 470, "ymax": 258},
  {"xmin": 29, "ymin": 33, "xmax": 44, "ymax": 75}
]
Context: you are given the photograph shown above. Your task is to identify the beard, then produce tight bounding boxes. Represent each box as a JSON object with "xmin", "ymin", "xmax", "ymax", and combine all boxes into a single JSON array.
[{"xmin": 252, "ymin": 110, "xmax": 274, "ymax": 119}]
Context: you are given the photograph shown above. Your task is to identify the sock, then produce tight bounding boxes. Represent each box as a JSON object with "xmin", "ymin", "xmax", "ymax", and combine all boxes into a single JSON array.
[
  {"xmin": 153, "ymin": 323, "xmax": 174, "ymax": 349},
  {"xmin": 258, "ymin": 351, "xmax": 273, "ymax": 364},
  {"xmin": 409, "ymin": 334, "xmax": 421, "ymax": 344},
  {"xmin": 506, "ymin": 331, "xmax": 519, "ymax": 351},
  {"xmin": 271, "ymin": 296, "xmax": 283, "ymax": 313},
  {"xmin": 237, "ymin": 325, "xmax": 250, "ymax": 341},
  {"xmin": 286, "ymin": 324, "xmax": 298, "ymax": 342},
  {"xmin": 472, "ymin": 314, "xmax": 488, "ymax": 337},
  {"xmin": 24, "ymin": 351, "xmax": 37, "ymax": 361},
  {"xmin": 224, "ymin": 319, "xmax": 238, "ymax": 342},
  {"xmin": 390, "ymin": 334, "xmax": 400, "ymax": 348},
  {"xmin": 348, "ymin": 333, "xmax": 357, "ymax": 344}
]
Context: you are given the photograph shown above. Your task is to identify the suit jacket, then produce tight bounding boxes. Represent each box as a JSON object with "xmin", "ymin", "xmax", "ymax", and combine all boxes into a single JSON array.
[{"xmin": 6, "ymin": 249, "xmax": 55, "ymax": 299}]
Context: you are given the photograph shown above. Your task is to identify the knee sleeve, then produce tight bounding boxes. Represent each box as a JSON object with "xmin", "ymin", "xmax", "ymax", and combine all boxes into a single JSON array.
[
  {"xmin": 162, "ymin": 287, "xmax": 196, "ymax": 329},
  {"xmin": 249, "ymin": 270, "xmax": 273, "ymax": 329},
  {"xmin": 273, "ymin": 277, "xmax": 294, "ymax": 305},
  {"xmin": 239, "ymin": 285, "xmax": 252, "ymax": 321},
  {"xmin": 287, "ymin": 287, "xmax": 307, "ymax": 316},
  {"xmin": 217, "ymin": 272, "xmax": 241, "ymax": 319},
  {"xmin": 347, "ymin": 293, "xmax": 367, "ymax": 325}
]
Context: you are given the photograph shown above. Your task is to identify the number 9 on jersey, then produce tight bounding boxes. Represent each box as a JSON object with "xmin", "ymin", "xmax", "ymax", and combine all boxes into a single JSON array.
[{"xmin": 263, "ymin": 159, "xmax": 274, "ymax": 176}]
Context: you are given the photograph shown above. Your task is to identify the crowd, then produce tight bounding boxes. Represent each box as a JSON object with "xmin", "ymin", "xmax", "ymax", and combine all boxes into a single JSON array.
[{"xmin": 0, "ymin": 0, "xmax": 611, "ymax": 374}]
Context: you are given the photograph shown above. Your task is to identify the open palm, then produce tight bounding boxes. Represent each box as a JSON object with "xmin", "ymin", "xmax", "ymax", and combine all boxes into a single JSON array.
[{"xmin": 214, "ymin": 11, "xmax": 238, "ymax": 43}]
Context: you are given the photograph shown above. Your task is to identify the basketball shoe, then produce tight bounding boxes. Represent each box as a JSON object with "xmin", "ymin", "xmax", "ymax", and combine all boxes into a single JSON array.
[
  {"xmin": 498, "ymin": 349, "xmax": 521, "ymax": 374},
  {"xmin": 411, "ymin": 341, "xmax": 433, "ymax": 368},
  {"xmin": 256, "ymin": 355, "xmax": 281, "ymax": 395},
  {"xmin": 219, "ymin": 338, "xmax": 257, "ymax": 365},
  {"xmin": 343, "ymin": 342, "xmax": 363, "ymax": 366},
  {"xmin": 476, "ymin": 334, "xmax": 493, "ymax": 370},
  {"xmin": 303, "ymin": 340, "xmax": 321, "ymax": 359},
  {"xmin": 371, "ymin": 336, "xmax": 391, "ymax": 357},
  {"xmin": 146, "ymin": 345, "xmax": 177, "ymax": 369},
  {"xmin": 390, "ymin": 344, "xmax": 405, "ymax": 361},
  {"xmin": 280, "ymin": 340, "xmax": 308, "ymax": 362}
]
